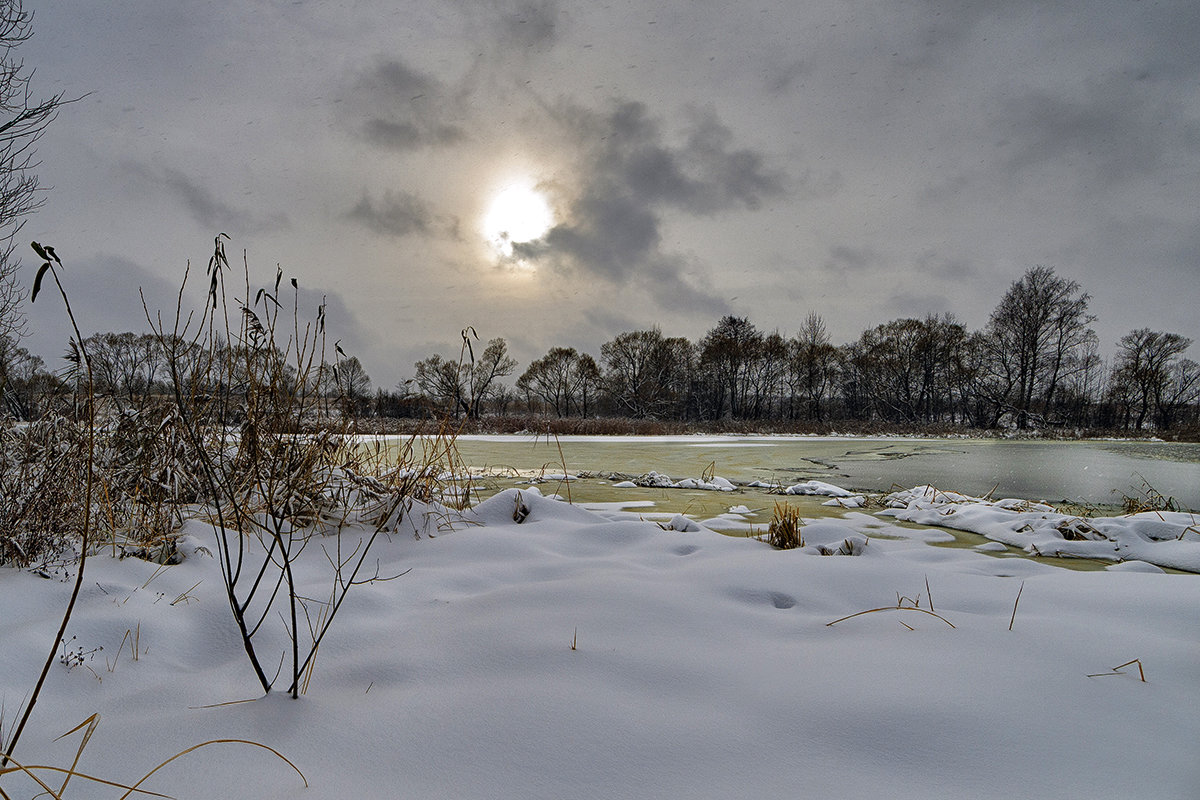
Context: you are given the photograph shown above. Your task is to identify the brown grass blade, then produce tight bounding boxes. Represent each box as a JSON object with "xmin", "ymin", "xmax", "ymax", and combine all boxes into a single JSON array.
[
  {"xmin": 118, "ymin": 738, "xmax": 308, "ymax": 799},
  {"xmin": 827, "ymin": 606, "xmax": 956, "ymax": 628}
]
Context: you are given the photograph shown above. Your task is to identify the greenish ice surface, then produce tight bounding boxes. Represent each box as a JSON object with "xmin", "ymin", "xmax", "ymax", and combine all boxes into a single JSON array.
[{"xmin": 375, "ymin": 434, "xmax": 1200, "ymax": 571}]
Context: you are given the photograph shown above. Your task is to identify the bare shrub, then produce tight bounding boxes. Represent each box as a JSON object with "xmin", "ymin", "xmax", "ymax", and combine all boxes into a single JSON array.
[{"xmin": 146, "ymin": 238, "xmax": 449, "ymax": 698}]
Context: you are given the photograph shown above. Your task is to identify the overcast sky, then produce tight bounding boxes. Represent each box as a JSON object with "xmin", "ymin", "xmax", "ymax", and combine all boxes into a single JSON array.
[{"xmin": 18, "ymin": 0, "xmax": 1200, "ymax": 389}]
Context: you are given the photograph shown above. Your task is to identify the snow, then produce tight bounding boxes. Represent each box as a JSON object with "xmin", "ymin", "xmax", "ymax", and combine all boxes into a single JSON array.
[
  {"xmin": 783, "ymin": 479, "xmax": 856, "ymax": 497},
  {"xmin": 881, "ymin": 484, "xmax": 1200, "ymax": 572},
  {"xmin": 2, "ymin": 488, "xmax": 1199, "ymax": 799},
  {"xmin": 627, "ymin": 470, "xmax": 737, "ymax": 492}
]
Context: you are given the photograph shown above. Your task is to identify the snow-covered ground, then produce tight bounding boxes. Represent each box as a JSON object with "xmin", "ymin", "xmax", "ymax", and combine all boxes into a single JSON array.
[{"xmin": 2, "ymin": 487, "xmax": 1198, "ymax": 799}]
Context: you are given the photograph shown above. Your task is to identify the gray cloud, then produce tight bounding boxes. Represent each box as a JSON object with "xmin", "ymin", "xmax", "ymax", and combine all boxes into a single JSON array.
[
  {"xmin": 352, "ymin": 58, "xmax": 467, "ymax": 151},
  {"xmin": 127, "ymin": 165, "xmax": 290, "ymax": 235},
  {"xmin": 887, "ymin": 290, "xmax": 954, "ymax": 321},
  {"xmin": 23, "ymin": 254, "xmax": 184, "ymax": 364},
  {"xmin": 577, "ymin": 102, "xmax": 784, "ymax": 216},
  {"xmin": 515, "ymin": 99, "xmax": 783, "ymax": 311},
  {"xmin": 765, "ymin": 58, "xmax": 808, "ymax": 95},
  {"xmin": 824, "ymin": 245, "xmax": 881, "ymax": 274},
  {"xmin": 451, "ymin": 0, "xmax": 561, "ymax": 57},
  {"xmin": 293, "ymin": 284, "xmax": 372, "ymax": 363},
  {"xmin": 995, "ymin": 79, "xmax": 1195, "ymax": 186},
  {"xmin": 640, "ymin": 256, "xmax": 729, "ymax": 316},
  {"xmin": 914, "ymin": 251, "xmax": 976, "ymax": 281},
  {"xmin": 499, "ymin": 1, "xmax": 560, "ymax": 50},
  {"xmin": 346, "ymin": 191, "xmax": 437, "ymax": 238}
]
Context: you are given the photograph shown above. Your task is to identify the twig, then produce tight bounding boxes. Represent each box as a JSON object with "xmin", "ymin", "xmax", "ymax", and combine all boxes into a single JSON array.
[
  {"xmin": 1087, "ymin": 659, "xmax": 1147, "ymax": 682},
  {"xmin": 1008, "ymin": 581, "xmax": 1025, "ymax": 631}
]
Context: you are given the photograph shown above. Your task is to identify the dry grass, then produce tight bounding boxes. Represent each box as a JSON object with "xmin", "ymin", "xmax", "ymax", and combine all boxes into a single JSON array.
[
  {"xmin": 1008, "ymin": 581, "xmax": 1024, "ymax": 631},
  {"xmin": 763, "ymin": 502, "xmax": 804, "ymax": 549},
  {"xmin": 0, "ymin": 416, "xmax": 89, "ymax": 566},
  {"xmin": 1120, "ymin": 477, "xmax": 1182, "ymax": 514},
  {"xmin": 0, "ymin": 713, "xmax": 306, "ymax": 799},
  {"xmin": 826, "ymin": 604, "xmax": 956, "ymax": 628},
  {"xmin": 1087, "ymin": 658, "xmax": 1147, "ymax": 682}
]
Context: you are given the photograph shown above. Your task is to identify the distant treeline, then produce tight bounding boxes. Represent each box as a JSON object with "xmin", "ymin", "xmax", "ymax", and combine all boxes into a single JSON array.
[
  {"xmin": 405, "ymin": 266, "xmax": 1198, "ymax": 434},
  {"xmin": 1, "ymin": 266, "xmax": 1196, "ymax": 435}
]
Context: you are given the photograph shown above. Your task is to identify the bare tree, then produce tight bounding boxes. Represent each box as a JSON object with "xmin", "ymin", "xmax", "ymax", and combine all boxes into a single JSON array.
[
  {"xmin": 0, "ymin": 1, "xmax": 68, "ymax": 402},
  {"xmin": 518, "ymin": 346, "xmax": 582, "ymax": 418},
  {"xmin": 413, "ymin": 353, "xmax": 467, "ymax": 418},
  {"xmin": 466, "ymin": 337, "xmax": 516, "ymax": 419},
  {"xmin": 413, "ymin": 336, "xmax": 516, "ymax": 419},
  {"xmin": 984, "ymin": 266, "xmax": 1095, "ymax": 428},
  {"xmin": 1110, "ymin": 329, "xmax": 1193, "ymax": 430},
  {"xmin": 518, "ymin": 346, "xmax": 603, "ymax": 418},
  {"xmin": 601, "ymin": 328, "xmax": 693, "ymax": 419},
  {"xmin": 333, "ymin": 354, "xmax": 372, "ymax": 417},
  {"xmin": 698, "ymin": 315, "xmax": 763, "ymax": 419},
  {"xmin": 80, "ymin": 332, "xmax": 167, "ymax": 409},
  {"xmin": 789, "ymin": 313, "xmax": 839, "ymax": 420}
]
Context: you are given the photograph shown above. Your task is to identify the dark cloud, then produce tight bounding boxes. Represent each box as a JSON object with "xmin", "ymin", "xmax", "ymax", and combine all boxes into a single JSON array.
[
  {"xmin": 995, "ymin": 76, "xmax": 1200, "ymax": 188},
  {"xmin": 499, "ymin": 1, "xmax": 559, "ymax": 50},
  {"xmin": 824, "ymin": 245, "xmax": 880, "ymax": 273},
  {"xmin": 23, "ymin": 254, "xmax": 184, "ymax": 364},
  {"xmin": 573, "ymin": 102, "xmax": 783, "ymax": 216},
  {"xmin": 914, "ymin": 251, "xmax": 975, "ymax": 281},
  {"xmin": 360, "ymin": 59, "xmax": 435, "ymax": 96},
  {"xmin": 640, "ymin": 255, "xmax": 729, "ymax": 316},
  {"xmin": 352, "ymin": 58, "xmax": 466, "ymax": 151},
  {"xmin": 765, "ymin": 59, "xmax": 808, "ymax": 95},
  {"xmin": 127, "ymin": 164, "xmax": 290, "ymax": 235},
  {"xmin": 363, "ymin": 118, "xmax": 465, "ymax": 150},
  {"xmin": 682, "ymin": 109, "xmax": 785, "ymax": 211},
  {"xmin": 514, "ymin": 99, "xmax": 783, "ymax": 312},
  {"xmin": 530, "ymin": 188, "xmax": 660, "ymax": 278},
  {"xmin": 346, "ymin": 191, "xmax": 436, "ymax": 238}
]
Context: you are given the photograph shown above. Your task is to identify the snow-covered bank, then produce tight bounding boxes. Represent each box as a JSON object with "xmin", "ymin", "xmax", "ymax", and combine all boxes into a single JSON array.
[
  {"xmin": 882, "ymin": 485, "xmax": 1200, "ymax": 572},
  {"xmin": 2, "ymin": 489, "xmax": 1198, "ymax": 799}
]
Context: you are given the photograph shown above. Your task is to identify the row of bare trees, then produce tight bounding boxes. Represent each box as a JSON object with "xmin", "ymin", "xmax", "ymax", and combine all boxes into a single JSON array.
[
  {"xmin": 2, "ymin": 266, "xmax": 1196, "ymax": 433},
  {"xmin": 0, "ymin": 328, "xmax": 376, "ymax": 424},
  {"xmin": 403, "ymin": 266, "xmax": 1196, "ymax": 433}
]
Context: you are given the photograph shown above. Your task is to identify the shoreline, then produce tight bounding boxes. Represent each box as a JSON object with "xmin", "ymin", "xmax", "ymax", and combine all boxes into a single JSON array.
[{"xmin": 337, "ymin": 414, "xmax": 1200, "ymax": 443}]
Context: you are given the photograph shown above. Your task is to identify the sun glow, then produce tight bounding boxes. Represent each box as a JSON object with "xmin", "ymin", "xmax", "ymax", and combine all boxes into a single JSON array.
[{"xmin": 482, "ymin": 182, "xmax": 553, "ymax": 259}]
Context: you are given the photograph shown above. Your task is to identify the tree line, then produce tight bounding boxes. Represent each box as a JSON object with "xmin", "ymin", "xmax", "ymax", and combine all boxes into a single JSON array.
[
  {"xmin": 1, "ymin": 266, "xmax": 1196, "ymax": 434},
  {"xmin": 406, "ymin": 266, "xmax": 1197, "ymax": 433}
]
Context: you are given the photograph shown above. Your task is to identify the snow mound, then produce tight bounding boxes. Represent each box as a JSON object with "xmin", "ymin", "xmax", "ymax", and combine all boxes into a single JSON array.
[
  {"xmin": 626, "ymin": 470, "xmax": 738, "ymax": 492},
  {"xmin": 783, "ymin": 480, "xmax": 855, "ymax": 497},
  {"xmin": 880, "ymin": 485, "xmax": 1200, "ymax": 572}
]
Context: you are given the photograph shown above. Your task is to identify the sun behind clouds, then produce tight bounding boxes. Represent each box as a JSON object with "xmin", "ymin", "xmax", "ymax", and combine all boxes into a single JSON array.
[{"xmin": 481, "ymin": 181, "xmax": 554, "ymax": 260}]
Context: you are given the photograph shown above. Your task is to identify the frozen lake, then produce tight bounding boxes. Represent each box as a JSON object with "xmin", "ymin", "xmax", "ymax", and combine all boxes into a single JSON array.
[{"xmin": 443, "ymin": 434, "xmax": 1200, "ymax": 509}]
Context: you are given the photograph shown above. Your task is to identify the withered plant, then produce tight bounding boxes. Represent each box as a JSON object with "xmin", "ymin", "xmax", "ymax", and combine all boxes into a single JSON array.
[
  {"xmin": 147, "ymin": 236, "xmax": 438, "ymax": 698},
  {"xmin": 763, "ymin": 501, "xmax": 804, "ymax": 549}
]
